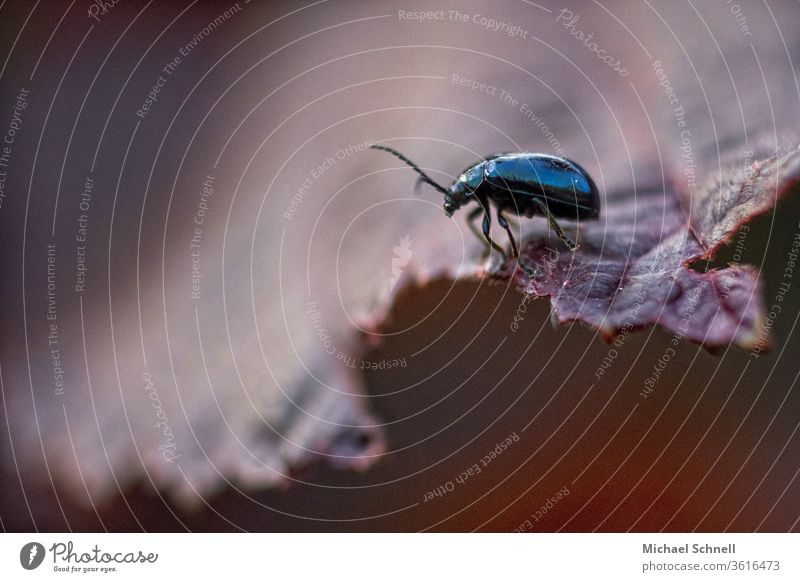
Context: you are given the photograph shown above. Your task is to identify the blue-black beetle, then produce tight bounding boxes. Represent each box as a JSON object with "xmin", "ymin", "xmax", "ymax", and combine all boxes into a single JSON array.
[{"xmin": 371, "ymin": 145, "xmax": 600, "ymax": 258}]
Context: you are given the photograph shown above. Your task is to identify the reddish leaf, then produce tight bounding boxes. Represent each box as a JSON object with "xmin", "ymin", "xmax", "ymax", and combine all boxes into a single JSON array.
[{"xmin": 686, "ymin": 148, "xmax": 800, "ymax": 252}]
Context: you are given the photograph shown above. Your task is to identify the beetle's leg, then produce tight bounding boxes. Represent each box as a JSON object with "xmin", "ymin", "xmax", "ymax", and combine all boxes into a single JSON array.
[
  {"xmin": 533, "ymin": 199, "xmax": 578, "ymax": 251},
  {"xmin": 467, "ymin": 207, "xmax": 487, "ymax": 250},
  {"xmin": 503, "ymin": 214, "xmax": 519, "ymax": 230},
  {"xmin": 496, "ymin": 209, "xmax": 519, "ymax": 259},
  {"xmin": 467, "ymin": 207, "xmax": 504, "ymax": 258},
  {"xmin": 481, "ymin": 206, "xmax": 508, "ymax": 260}
]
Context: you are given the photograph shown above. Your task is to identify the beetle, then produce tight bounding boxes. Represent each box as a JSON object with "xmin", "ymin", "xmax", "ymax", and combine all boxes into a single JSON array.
[{"xmin": 371, "ymin": 144, "xmax": 600, "ymax": 259}]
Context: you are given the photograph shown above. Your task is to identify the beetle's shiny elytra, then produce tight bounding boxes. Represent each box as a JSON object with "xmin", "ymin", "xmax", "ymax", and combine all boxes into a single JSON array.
[{"xmin": 371, "ymin": 145, "xmax": 600, "ymax": 258}]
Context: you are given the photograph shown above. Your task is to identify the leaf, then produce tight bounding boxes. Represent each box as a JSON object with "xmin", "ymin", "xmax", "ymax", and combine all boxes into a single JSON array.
[{"xmin": 685, "ymin": 148, "xmax": 800, "ymax": 252}]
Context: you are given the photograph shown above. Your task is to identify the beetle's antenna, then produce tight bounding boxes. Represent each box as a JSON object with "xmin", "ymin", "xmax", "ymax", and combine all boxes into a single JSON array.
[{"xmin": 371, "ymin": 144, "xmax": 448, "ymax": 194}]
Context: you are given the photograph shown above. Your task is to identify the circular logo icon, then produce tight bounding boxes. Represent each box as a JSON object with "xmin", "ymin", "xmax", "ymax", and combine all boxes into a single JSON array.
[{"xmin": 20, "ymin": 542, "xmax": 46, "ymax": 570}]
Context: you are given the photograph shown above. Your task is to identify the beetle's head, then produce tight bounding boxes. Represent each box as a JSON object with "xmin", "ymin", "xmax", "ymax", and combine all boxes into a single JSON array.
[
  {"xmin": 444, "ymin": 164, "xmax": 483, "ymax": 217},
  {"xmin": 443, "ymin": 186, "xmax": 468, "ymax": 217},
  {"xmin": 443, "ymin": 193, "xmax": 459, "ymax": 217}
]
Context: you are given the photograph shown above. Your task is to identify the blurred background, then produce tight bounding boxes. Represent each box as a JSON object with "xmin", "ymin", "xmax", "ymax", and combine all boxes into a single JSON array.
[{"xmin": 0, "ymin": 0, "xmax": 799, "ymax": 531}]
